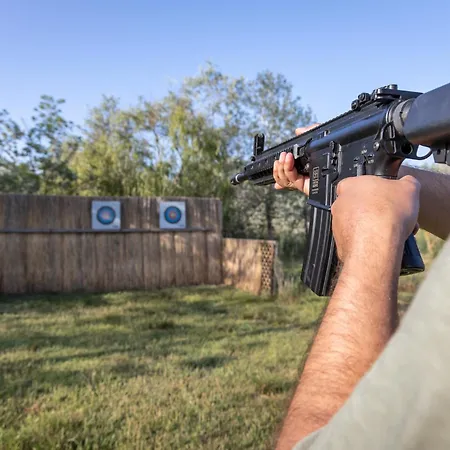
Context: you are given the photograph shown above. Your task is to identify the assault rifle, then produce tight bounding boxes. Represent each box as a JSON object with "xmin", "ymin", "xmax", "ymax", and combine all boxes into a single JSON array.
[{"xmin": 231, "ymin": 82, "xmax": 450, "ymax": 296}]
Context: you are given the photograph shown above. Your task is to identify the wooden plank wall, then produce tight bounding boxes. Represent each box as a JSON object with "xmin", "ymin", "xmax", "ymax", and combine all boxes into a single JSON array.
[
  {"xmin": 222, "ymin": 238, "xmax": 277, "ymax": 295},
  {"xmin": 0, "ymin": 194, "xmax": 222, "ymax": 294}
]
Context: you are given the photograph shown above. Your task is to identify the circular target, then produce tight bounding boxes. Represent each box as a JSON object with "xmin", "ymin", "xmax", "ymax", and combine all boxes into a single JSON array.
[
  {"xmin": 97, "ymin": 206, "xmax": 116, "ymax": 225},
  {"xmin": 164, "ymin": 206, "xmax": 182, "ymax": 224}
]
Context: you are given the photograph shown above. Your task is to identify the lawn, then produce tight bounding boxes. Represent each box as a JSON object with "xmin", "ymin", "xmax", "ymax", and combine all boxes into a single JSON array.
[{"xmin": 0, "ymin": 286, "xmax": 327, "ymax": 450}]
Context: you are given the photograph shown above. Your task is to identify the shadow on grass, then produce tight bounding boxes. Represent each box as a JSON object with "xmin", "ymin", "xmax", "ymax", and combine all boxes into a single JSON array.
[
  {"xmin": 0, "ymin": 292, "xmax": 111, "ymax": 315},
  {"xmin": 0, "ymin": 320, "xmax": 197, "ymax": 352},
  {"xmin": 0, "ymin": 315, "xmax": 318, "ymax": 357},
  {"xmin": 182, "ymin": 355, "xmax": 235, "ymax": 370},
  {"xmin": 1, "ymin": 361, "xmax": 153, "ymax": 399},
  {"xmin": 0, "ymin": 286, "xmax": 242, "ymax": 318}
]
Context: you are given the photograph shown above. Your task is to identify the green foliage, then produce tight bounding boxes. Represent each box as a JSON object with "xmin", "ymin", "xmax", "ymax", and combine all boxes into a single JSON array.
[
  {"xmin": 0, "ymin": 97, "xmax": 79, "ymax": 194},
  {"xmin": 278, "ymin": 231, "xmax": 307, "ymax": 263},
  {"xmin": 71, "ymin": 96, "xmax": 148, "ymax": 196},
  {"xmin": 26, "ymin": 96, "xmax": 80, "ymax": 194},
  {"xmin": 0, "ymin": 162, "xmax": 39, "ymax": 194},
  {"xmin": 134, "ymin": 91, "xmax": 235, "ymax": 201},
  {"xmin": 70, "ymin": 80, "xmax": 237, "ymax": 204},
  {"xmin": 0, "ymin": 286, "xmax": 326, "ymax": 449},
  {"xmin": 0, "ymin": 109, "xmax": 38, "ymax": 194}
]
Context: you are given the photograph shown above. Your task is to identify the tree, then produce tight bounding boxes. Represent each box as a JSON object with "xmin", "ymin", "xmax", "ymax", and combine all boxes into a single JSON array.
[
  {"xmin": 0, "ymin": 110, "xmax": 38, "ymax": 193},
  {"xmin": 24, "ymin": 96, "xmax": 80, "ymax": 194},
  {"xmin": 180, "ymin": 63, "xmax": 314, "ymax": 242},
  {"xmin": 239, "ymin": 70, "xmax": 314, "ymax": 240},
  {"xmin": 0, "ymin": 97, "xmax": 79, "ymax": 194},
  {"xmin": 71, "ymin": 92, "xmax": 235, "ymax": 202},
  {"xmin": 132, "ymin": 92, "xmax": 235, "ymax": 202},
  {"xmin": 71, "ymin": 96, "xmax": 148, "ymax": 196}
]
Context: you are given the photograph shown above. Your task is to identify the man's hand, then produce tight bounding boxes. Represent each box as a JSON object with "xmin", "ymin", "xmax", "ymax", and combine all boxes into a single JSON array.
[
  {"xmin": 273, "ymin": 124, "xmax": 319, "ymax": 194},
  {"xmin": 332, "ymin": 175, "xmax": 421, "ymax": 264}
]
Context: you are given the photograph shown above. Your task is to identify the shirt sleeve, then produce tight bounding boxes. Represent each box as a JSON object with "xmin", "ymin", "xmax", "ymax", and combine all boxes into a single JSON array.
[
  {"xmin": 292, "ymin": 237, "xmax": 450, "ymax": 450},
  {"xmin": 292, "ymin": 429, "xmax": 323, "ymax": 449}
]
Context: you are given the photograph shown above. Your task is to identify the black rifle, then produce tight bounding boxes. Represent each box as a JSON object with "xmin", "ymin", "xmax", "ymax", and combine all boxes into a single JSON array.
[{"xmin": 231, "ymin": 82, "xmax": 450, "ymax": 296}]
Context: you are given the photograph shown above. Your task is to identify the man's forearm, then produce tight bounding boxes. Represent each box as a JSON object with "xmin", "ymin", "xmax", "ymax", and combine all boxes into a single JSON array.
[
  {"xmin": 399, "ymin": 165, "xmax": 450, "ymax": 240},
  {"xmin": 276, "ymin": 234, "xmax": 403, "ymax": 450}
]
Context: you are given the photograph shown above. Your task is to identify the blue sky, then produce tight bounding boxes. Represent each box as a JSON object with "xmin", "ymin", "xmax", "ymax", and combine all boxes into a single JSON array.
[{"xmin": 1, "ymin": 0, "xmax": 450, "ymax": 130}]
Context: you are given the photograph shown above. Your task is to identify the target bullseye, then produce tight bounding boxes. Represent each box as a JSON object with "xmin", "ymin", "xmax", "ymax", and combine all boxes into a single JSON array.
[
  {"xmin": 97, "ymin": 206, "xmax": 116, "ymax": 225},
  {"xmin": 159, "ymin": 201, "xmax": 186, "ymax": 229},
  {"xmin": 164, "ymin": 206, "xmax": 182, "ymax": 224}
]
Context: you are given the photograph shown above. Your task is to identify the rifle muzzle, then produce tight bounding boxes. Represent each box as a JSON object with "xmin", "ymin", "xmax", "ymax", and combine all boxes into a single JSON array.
[{"xmin": 230, "ymin": 172, "xmax": 248, "ymax": 185}]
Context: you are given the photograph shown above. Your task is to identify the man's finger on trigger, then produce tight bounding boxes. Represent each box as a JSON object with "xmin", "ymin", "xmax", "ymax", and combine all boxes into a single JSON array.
[{"xmin": 274, "ymin": 183, "xmax": 284, "ymax": 190}]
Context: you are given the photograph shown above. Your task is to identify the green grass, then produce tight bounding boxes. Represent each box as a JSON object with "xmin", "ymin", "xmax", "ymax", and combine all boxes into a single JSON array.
[{"xmin": 0, "ymin": 286, "xmax": 326, "ymax": 450}]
